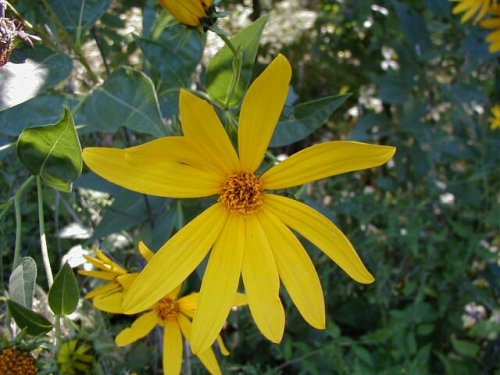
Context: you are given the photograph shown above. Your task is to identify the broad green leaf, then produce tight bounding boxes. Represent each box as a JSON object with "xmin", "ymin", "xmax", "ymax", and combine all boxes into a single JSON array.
[
  {"xmin": 17, "ymin": 108, "xmax": 83, "ymax": 192},
  {"xmin": 8, "ymin": 257, "xmax": 37, "ymax": 309},
  {"xmin": 393, "ymin": 2, "xmax": 433, "ymax": 57},
  {"xmin": 7, "ymin": 299, "xmax": 53, "ymax": 336},
  {"xmin": 48, "ymin": 0, "xmax": 112, "ymax": 31},
  {"xmin": 0, "ymin": 47, "xmax": 73, "ymax": 110},
  {"xmin": 270, "ymin": 94, "xmax": 350, "ymax": 147},
  {"xmin": 374, "ymin": 75, "xmax": 409, "ymax": 105},
  {"xmin": 0, "ymin": 95, "xmax": 80, "ymax": 137},
  {"xmin": 207, "ymin": 15, "xmax": 269, "ymax": 109},
  {"xmin": 349, "ymin": 112, "xmax": 392, "ymax": 142},
  {"xmin": 80, "ymin": 67, "xmax": 166, "ymax": 136},
  {"xmin": 451, "ymin": 335, "xmax": 480, "ymax": 358},
  {"xmin": 48, "ymin": 263, "xmax": 79, "ymax": 315}
]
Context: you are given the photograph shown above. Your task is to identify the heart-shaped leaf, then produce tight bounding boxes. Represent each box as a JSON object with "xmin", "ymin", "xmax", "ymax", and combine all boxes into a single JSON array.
[
  {"xmin": 48, "ymin": 263, "xmax": 79, "ymax": 315},
  {"xmin": 17, "ymin": 108, "xmax": 82, "ymax": 192}
]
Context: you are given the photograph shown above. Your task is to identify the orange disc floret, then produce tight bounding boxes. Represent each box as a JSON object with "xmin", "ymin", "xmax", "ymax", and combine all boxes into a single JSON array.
[{"xmin": 0, "ymin": 347, "xmax": 37, "ymax": 375}]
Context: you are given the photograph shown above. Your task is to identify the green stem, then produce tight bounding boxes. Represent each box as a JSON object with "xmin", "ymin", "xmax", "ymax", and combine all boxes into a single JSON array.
[
  {"xmin": 37, "ymin": 177, "xmax": 53, "ymax": 288},
  {"xmin": 55, "ymin": 314, "xmax": 62, "ymax": 349},
  {"xmin": 40, "ymin": 0, "xmax": 99, "ymax": 83},
  {"xmin": 13, "ymin": 176, "xmax": 35, "ymax": 270}
]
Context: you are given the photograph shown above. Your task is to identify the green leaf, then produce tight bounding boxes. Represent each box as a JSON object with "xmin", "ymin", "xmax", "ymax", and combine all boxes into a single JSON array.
[
  {"xmin": 0, "ymin": 95, "xmax": 80, "ymax": 137},
  {"xmin": 80, "ymin": 67, "xmax": 166, "ymax": 136},
  {"xmin": 17, "ymin": 108, "xmax": 83, "ymax": 192},
  {"xmin": 48, "ymin": 0, "xmax": 112, "ymax": 31},
  {"xmin": 270, "ymin": 94, "xmax": 350, "ymax": 147},
  {"xmin": 451, "ymin": 335, "xmax": 480, "ymax": 358},
  {"xmin": 207, "ymin": 15, "xmax": 269, "ymax": 109},
  {"xmin": 48, "ymin": 263, "xmax": 79, "ymax": 315},
  {"xmin": 393, "ymin": 2, "xmax": 433, "ymax": 57},
  {"xmin": 8, "ymin": 257, "xmax": 37, "ymax": 309},
  {"xmin": 0, "ymin": 47, "xmax": 73, "ymax": 110},
  {"xmin": 7, "ymin": 299, "xmax": 53, "ymax": 336}
]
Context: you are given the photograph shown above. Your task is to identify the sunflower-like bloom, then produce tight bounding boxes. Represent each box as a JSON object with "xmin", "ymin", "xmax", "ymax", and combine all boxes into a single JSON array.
[
  {"xmin": 480, "ymin": 6, "xmax": 500, "ymax": 52},
  {"xmin": 489, "ymin": 104, "xmax": 500, "ymax": 129},
  {"xmin": 450, "ymin": 0, "xmax": 497, "ymax": 23},
  {"xmin": 159, "ymin": 0, "xmax": 213, "ymax": 27},
  {"xmin": 78, "ymin": 248, "xmax": 142, "ymax": 299},
  {"xmin": 0, "ymin": 347, "xmax": 37, "ymax": 375},
  {"xmin": 96, "ymin": 284, "xmax": 231, "ymax": 375},
  {"xmin": 82, "ymin": 54, "xmax": 396, "ymax": 353}
]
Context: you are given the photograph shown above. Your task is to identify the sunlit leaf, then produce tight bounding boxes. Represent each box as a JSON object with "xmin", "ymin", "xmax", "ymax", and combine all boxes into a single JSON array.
[
  {"xmin": 8, "ymin": 257, "xmax": 37, "ymax": 309},
  {"xmin": 48, "ymin": 0, "xmax": 112, "ymax": 31},
  {"xmin": 0, "ymin": 47, "xmax": 73, "ymax": 110},
  {"xmin": 207, "ymin": 15, "xmax": 269, "ymax": 109},
  {"xmin": 7, "ymin": 299, "xmax": 53, "ymax": 336},
  {"xmin": 48, "ymin": 263, "xmax": 79, "ymax": 315},
  {"xmin": 271, "ymin": 94, "xmax": 350, "ymax": 147},
  {"xmin": 17, "ymin": 108, "xmax": 82, "ymax": 192},
  {"xmin": 80, "ymin": 67, "xmax": 166, "ymax": 136}
]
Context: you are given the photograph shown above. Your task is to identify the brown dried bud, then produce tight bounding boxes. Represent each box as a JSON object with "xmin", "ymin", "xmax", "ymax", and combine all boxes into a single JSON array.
[{"xmin": 0, "ymin": 17, "xmax": 16, "ymax": 67}]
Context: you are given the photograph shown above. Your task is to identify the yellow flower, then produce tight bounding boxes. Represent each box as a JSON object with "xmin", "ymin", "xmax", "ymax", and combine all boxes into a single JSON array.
[
  {"xmin": 79, "ymin": 244, "xmax": 153, "ymax": 300},
  {"xmin": 57, "ymin": 340, "xmax": 94, "ymax": 375},
  {"xmin": 450, "ymin": 0, "xmax": 496, "ymax": 23},
  {"xmin": 489, "ymin": 104, "xmax": 500, "ymax": 129},
  {"xmin": 481, "ymin": 6, "xmax": 500, "ymax": 52},
  {"xmin": 158, "ymin": 0, "xmax": 214, "ymax": 27},
  {"xmin": 96, "ymin": 283, "xmax": 233, "ymax": 375},
  {"xmin": 82, "ymin": 54, "xmax": 396, "ymax": 353}
]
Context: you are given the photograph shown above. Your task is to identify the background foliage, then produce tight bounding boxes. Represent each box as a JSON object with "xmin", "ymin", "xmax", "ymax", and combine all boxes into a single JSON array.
[{"xmin": 0, "ymin": 0, "xmax": 499, "ymax": 374}]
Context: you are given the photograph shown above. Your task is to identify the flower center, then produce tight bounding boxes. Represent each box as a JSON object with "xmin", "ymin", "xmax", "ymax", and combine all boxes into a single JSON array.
[
  {"xmin": 0, "ymin": 347, "xmax": 37, "ymax": 375},
  {"xmin": 154, "ymin": 297, "xmax": 178, "ymax": 321},
  {"xmin": 219, "ymin": 171, "xmax": 264, "ymax": 215}
]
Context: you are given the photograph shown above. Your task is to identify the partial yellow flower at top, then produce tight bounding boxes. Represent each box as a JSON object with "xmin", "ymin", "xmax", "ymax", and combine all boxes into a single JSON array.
[
  {"xmin": 450, "ymin": 0, "xmax": 497, "ymax": 23},
  {"xmin": 82, "ymin": 54, "xmax": 396, "ymax": 354},
  {"xmin": 481, "ymin": 6, "xmax": 500, "ymax": 52},
  {"xmin": 489, "ymin": 105, "xmax": 500, "ymax": 129},
  {"xmin": 159, "ymin": 0, "xmax": 214, "ymax": 27}
]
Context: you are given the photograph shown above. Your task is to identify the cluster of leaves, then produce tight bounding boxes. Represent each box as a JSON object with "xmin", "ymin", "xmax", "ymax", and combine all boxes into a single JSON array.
[{"xmin": 0, "ymin": 0, "xmax": 498, "ymax": 374}]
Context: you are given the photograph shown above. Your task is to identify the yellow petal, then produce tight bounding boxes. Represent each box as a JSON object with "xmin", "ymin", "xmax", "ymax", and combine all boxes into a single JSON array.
[
  {"xmin": 123, "ymin": 204, "xmax": 228, "ymax": 314},
  {"xmin": 177, "ymin": 315, "xmax": 222, "ymax": 375},
  {"xmin": 232, "ymin": 292, "xmax": 247, "ymax": 307},
  {"xmin": 82, "ymin": 138, "xmax": 222, "ymax": 198},
  {"xmin": 163, "ymin": 320, "xmax": 183, "ymax": 375},
  {"xmin": 93, "ymin": 291, "xmax": 125, "ymax": 313},
  {"xmin": 178, "ymin": 293, "xmax": 199, "ymax": 318},
  {"xmin": 84, "ymin": 281, "xmax": 120, "ymax": 299},
  {"xmin": 180, "ymin": 90, "xmax": 240, "ymax": 175},
  {"xmin": 265, "ymin": 194, "xmax": 375, "ymax": 284},
  {"xmin": 115, "ymin": 311, "xmax": 158, "ymax": 346},
  {"xmin": 116, "ymin": 273, "xmax": 138, "ymax": 291},
  {"xmin": 217, "ymin": 335, "xmax": 230, "ymax": 356},
  {"xmin": 191, "ymin": 215, "xmax": 245, "ymax": 354},
  {"xmin": 259, "ymin": 208, "xmax": 325, "ymax": 329},
  {"xmin": 238, "ymin": 54, "xmax": 292, "ymax": 172},
  {"xmin": 241, "ymin": 214, "xmax": 284, "ymax": 343},
  {"xmin": 138, "ymin": 241, "xmax": 155, "ymax": 262},
  {"xmin": 96, "ymin": 250, "xmax": 128, "ymax": 274},
  {"xmin": 159, "ymin": 0, "xmax": 206, "ymax": 27},
  {"xmin": 262, "ymin": 141, "xmax": 396, "ymax": 189}
]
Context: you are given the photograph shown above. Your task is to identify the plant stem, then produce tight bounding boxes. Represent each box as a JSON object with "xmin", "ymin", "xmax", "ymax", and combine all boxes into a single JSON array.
[
  {"xmin": 55, "ymin": 314, "xmax": 62, "ymax": 349},
  {"xmin": 13, "ymin": 176, "xmax": 35, "ymax": 270},
  {"xmin": 37, "ymin": 176, "xmax": 54, "ymax": 288}
]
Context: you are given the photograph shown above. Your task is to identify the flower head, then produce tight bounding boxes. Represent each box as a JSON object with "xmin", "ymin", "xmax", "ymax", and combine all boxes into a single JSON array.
[
  {"xmin": 0, "ymin": 347, "xmax": 37, "ymax": 375},
  {"xmin": 83, "ymin": 54, "xmax": 396, "ymax": 353},
  {"xmin": 159, "ymin": 0, "xmax": 214, "ymax": 27},
  {"xmin": 489, "ymin": 104, "xmax": 500, "ymax": 129},
  {"xmin": 450, "ymin": 0, "xmax": 496, "ymax": 23}
]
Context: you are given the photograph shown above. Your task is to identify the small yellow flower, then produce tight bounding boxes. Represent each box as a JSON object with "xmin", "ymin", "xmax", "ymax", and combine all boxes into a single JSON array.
[
  {"xmin": 158, "ymin": 0, "xmax": 214, "ymax": 27},
  {"xmin": 489, "ymin": 105, "xmax": 500, "ymax": 129},
  {"xmin": 57, "ymin": 340, "xmax": 94, "ymax": 375},
  {"xmin": 480, "ymin": 6, "xmax": 500, "ymax": 52},
  {"xmin": 96, "ymin": 284, "xmax": 233, "ymax": 375},
  {"xmin": 0, "ymin": 347, "xmax": 37, "ymax": 375},
  {"xmin": 83, "ymin": 54, "xmax": 396, "ymax": 354},
  {"xmin": 450, "ymin": 0, "xmax": 497, "ymax": 23}
]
